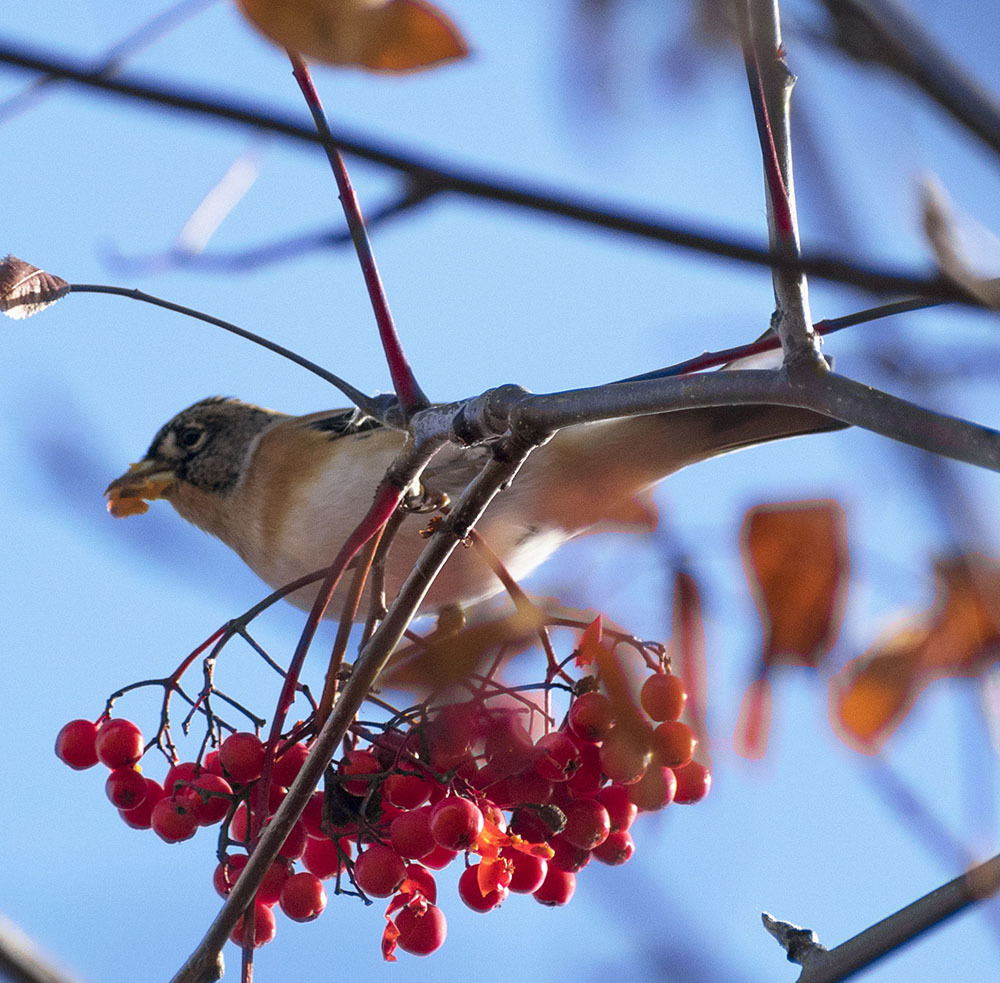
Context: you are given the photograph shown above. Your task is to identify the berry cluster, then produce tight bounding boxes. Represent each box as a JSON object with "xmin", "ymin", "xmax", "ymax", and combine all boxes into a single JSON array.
[{"xmin": 56, "ymin": 656, "xmax": 709, "ymax": 959}]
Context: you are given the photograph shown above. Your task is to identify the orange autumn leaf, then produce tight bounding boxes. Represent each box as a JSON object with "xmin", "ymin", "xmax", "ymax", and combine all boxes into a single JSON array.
[
  {"xmin": 237, "ymin": 0, "xmax": 469, "ymax": 73},
  {"xmin": 832, "ymin": 554, "xmax": 1000, "ymax": 753},
  {"xmin": 477, "ymin": 855, "xmax": 512, "ymax": 895},
  {"xmin": 576, "ymin": 615, "xmax": 603, "ymax": 667},
  {"xmin": 741, "ymin": 500, "xmax": 849, "ymax": 667},
  {"xmin": 733, "ymin": 675, "xmax": 771, "ymax": 760}
]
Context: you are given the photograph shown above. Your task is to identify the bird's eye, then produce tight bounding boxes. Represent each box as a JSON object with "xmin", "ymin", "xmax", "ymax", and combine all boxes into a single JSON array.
[{"xmin": 177, "ymin": 426, "xmax": 205, "ymax": 450}]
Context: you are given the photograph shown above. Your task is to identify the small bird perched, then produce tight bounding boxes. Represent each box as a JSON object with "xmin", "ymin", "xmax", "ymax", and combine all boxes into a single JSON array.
[{"xmin": 106, "ymin": 396, "xmax": 844, "ymax": 616}]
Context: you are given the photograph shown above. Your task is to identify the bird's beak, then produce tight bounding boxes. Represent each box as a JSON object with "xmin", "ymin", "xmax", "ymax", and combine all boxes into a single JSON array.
[{"xmin": 105, "ymin": 460, "xmax": 176, "ymax": 518}]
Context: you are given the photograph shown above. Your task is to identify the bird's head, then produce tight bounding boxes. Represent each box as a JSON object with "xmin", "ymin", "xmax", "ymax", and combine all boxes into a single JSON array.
[{"xmin": 105, "ymin": 396, "xmax": 280, "ymax": 518}]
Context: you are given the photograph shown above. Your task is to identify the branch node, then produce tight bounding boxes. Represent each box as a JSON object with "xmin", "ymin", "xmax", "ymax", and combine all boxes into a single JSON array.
[{"xmin": 762, "ymin": 911, "xmax": 827, "ymax": 965}]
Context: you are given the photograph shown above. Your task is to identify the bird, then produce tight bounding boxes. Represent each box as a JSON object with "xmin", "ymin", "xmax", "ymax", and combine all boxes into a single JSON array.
[{"xmin": 105, "ymin": 394, "xmax": 846, "ymax": 617}]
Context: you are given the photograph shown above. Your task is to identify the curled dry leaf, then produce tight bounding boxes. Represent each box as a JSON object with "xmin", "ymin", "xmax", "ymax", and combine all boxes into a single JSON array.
[
  {"xmin": 831, "ymin": 553, "xmax": 1000, "ymax": 753},
  {"xmin": 736, "ymin": 500, "xmax": 849, "ymax": 758},
  {"xmin": 237, "ymin": 0, "xmax": 469, "ymax": 73},
  {"xmin": 0, "ymin": 254, "xmax": 70, "ymax": 319}
]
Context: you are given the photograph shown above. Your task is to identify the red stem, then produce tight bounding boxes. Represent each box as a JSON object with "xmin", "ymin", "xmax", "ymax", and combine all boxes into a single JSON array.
[{"xmin": 287, "ymin": 51, "xmax": 428, "ymax": 415}]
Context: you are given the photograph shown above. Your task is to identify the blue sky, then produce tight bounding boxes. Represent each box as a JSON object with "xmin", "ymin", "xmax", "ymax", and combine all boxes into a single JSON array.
[{"xmin": 2, "ymin": 2, "xmax": 999, "ymax": 981}]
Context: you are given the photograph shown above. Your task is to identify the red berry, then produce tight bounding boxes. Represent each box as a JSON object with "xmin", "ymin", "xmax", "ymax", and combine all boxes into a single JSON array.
[
  {"xmin": 272, "ymin": 742, "xmax": 310, "ymax": 787},
  {"xmin": 672, "ymin": 760, "xmax": 712, "ymax": 804},
  {"xmin": 533, "ymin": 732, "xmax": 582, "ymax": 782},
  {"xmin": 591, "ymin": 829, "xmax": 635, "ymax": 865},
  {"xmin": 502, "ymin": 847, "xmax": 548, "ymax": 894},
  {"xmin": 640, "ymin": 672, "xmax": 687, "ymax": 722},
  {"xmin": 55, "ymin": 719, "xmax": 99, "ymax": 770},
  {"xmin": 651, "ymin": 720, "xmax": 697, "ymax": 768},
  {"xmin": 382, "ymin": 772, "xmax": 435, "ymax": 810},
  {"xmin": 568, "ymin": 692, "xmax": 616, "ymax": 742},
  {"xmin": 119, "ymin": 778, "xmax": 165, "ymax": 830},
  {"xmin": 105, "ymin": 767, "xmax": 148, "ymax": 810},
  {"xmin": 354, "ymin": 844, "xmax": 407, "ymax": 897},
  {"xmin": 458, "ymin": 864, "xmax": 508, "ymax": 912},
  {"xmin": 280, "ymin": 871, "xmax": 327, "ymax": 922},
  {"xmin": 303, "ymin": 835, "xmax": 351, "ymax": 880},
  {"xmin": 338, "ymin": 749, "xmax": 381, "ymax": 797},
  {"xmin": 420, "ymin": 843, "xmax": 459, "ymax": 870},
  {"xmin": 496, "ymin": 769, "xmax": 553, "ymax": 809},
  {"xmin": 565, "ymin": 738, "xmax": 603, "ymax": 797},
  {"xmin": 204, "ymin": 750, "xmax": 225, "ymax": 777},
  {"xmin": 596, "ymin": 784, "xmax": 638, "ymax": 833},
  {"xmin": 482, "ymin": 714, "xmax": 535, "ymax": 776},
  {"xmin": 599, "ymin": 728, "xmax": 651, "ymax": 785},
  {"xmin": 428, "ymin": 796, "xmax": 484, "ymax": 851},
  {"xmin": 401, "ymin": 864, "xmax": 437, "ymax": 904},
  {"xmin": 219, "ymin": 733, "xmax": 266, "ymax": 785},
  {"xmin": 261, "ymin": 817, "xmax": 308, "ymax": 861},
  {"xmin": 533, "ymin": 866, "xmax": 576, "ymax": 906},
  {"xmin": 425, "ymin": 703, "xmax": 477, "ymax": 771},
  {"xmin": 390, "ymin": 807, "xmax": 436, "ymax": 860},
  {"xmin": 256, "ymin": 859, "xmax": 293, "ymax": 907},
  {"xmin": 548, "ymin": 833, "xmax": 591, "ymax": 873},
  {"xmin": 561, "ymin": 798, "xmax": 611, "ymax": 850},
  {"xmin": 230, "ymin": 901, "xmax": 276, "ymax": 949},
  {"xmin": 394, "ymin": 901, "xmax": 447, "ymax": 956},
  {"xmin": 627, "ymin": 764, "xmax": 677, "ymax": 812},
  {"xmin": 184, "ymin": 772, "xmax": 234, "ymax": 827},
  {"xmin": 213, "ymin": 853, "xmax": 249, "ymax": 897},
  {"xmin": 95, "ymin": 718, "xmax": 143, "ymax": 769},
  {"xmin": 151, "ymin": 795, "xmax": 199, "ymax": 843},
  {"xmin": 163, "ymin": 760, "xmax": 199, "ymax": 796}
]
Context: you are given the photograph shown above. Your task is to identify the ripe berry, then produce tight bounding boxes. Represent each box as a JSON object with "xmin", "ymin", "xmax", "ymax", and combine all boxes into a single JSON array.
[
  {"xmin": 533, "ymin": 866, "xmax": 576, "ymax": 906},
  {"xmin": 627, "ymin": 764, "xmax": 677, "ymax": 812},
  {"xmin": 256, "ymin": 859, "xmax": 293, "ymax": 906},
  {"xmin": 595, "ymin": 784, "xmax": 638, "ymax": 833},
  {"xmin": 482, "ymin": 715, "xmax": 535, "ymax": 777},
  {"xmin": 382, "ymin": 772, "xmax": 435, "ymax": 810},
  {"xmin": 591, "ymin": 829, "xmax": 635, "ymax": 865},
  {"xmin": 280, "ymin": 872, "xmax": 327, "ymax": 922},
  {"xmin": 184, "ymin": 772, "xmax": 233, "ymax": 827},
  {"xmin": 303, "ymin": 835, "xmax": 351, "ymax": 880},
  {"xmin": 151, "ymin": 795, "xmax": 199, "ymax": 843},
  {"xmin": 213, "ymin": 854, "xmax": 249, "ymax": 897},
  {"xmin": 390, "ymin": 807, "xmax": 436, "ymax": 860},
  {"xmin": 353, "ymin": 844, "xmax": 407, "ymax": 897},
  {"xmin": 163, "ymin": 760, "xmax": 199, "ymax": 796},
  {"xmin": 568, "ymin": 692, "xmax": 616, "ymax": 742},
  {"xmin": 497, "ymin": 769, "xmax": 553, "ymax": 809},
  {"xmin": 55, "ymin": 719, "xmax": 99, "ymax": 770},
  {"xmin": 672, "ymin": 760, "xmax": 712, "ymax": 804},
  {"xmin": 394, "ymin": 901, "xmax": 447, "ymax": 956},
  {"xmin": 219, "ymin": 733, "xmax": 266, "ymax": 785},
  {"xmin": 458, "ymin": 864, "xmax": 508, "ymax": 912},
  {"xmin": 95, "ymin": 718, "xmax": 144, "ymax": 769},
  {"xmin": 428, "ymin": 796, "xmax": 484, "ymax": 851},
  {"xmin": 272, "ymin": 742, "xmax": 310, "ymax": 787},
  {"xmin": 230, "ymin": 901, "xmax": 276, "ymax": 949},
  {"xmin": 565, "ymin": 738, "xmax": 603, "ymax": 797},
  {"xmin": 502, "ymin": 847, "xmax": 548, "ymax": 894},
  {"xmin": 561, "ymin": 798, "xmax": 611, "ymax": 850},
  {"xmin": 425, "ymin": 703, "xmax": 477, "ymax": 771},
  {"xmin": 640, "ymin": 672, "xmax": 687, "ymax": 722},
  {"xmin": 105, "ymin": 767, "xmax": 148, "ymax": 810},
  {"xmin": 599, "ymin": 727, "xmax": 651, "ymax": 785},
  {"xmin": 420, "ymin": 843, "xmax": 459, "ymax": 870},
  {"xmin": 533, "ymin": 732, "xmax": 582, "ymax": 782},
  {"xmin": 548, "ymin": 834, "xmax": 591, "ymax": 874},
  {"xmin": 119, "ymin": 778, "xmax": 165, "ymax": 830},
  {"xmin": 338, "ymin": 749, "xmax": 382, "ymax": 797},
  {"xmin": 651, "ymin": 720, "xmax": 697, "ymax": 768}
]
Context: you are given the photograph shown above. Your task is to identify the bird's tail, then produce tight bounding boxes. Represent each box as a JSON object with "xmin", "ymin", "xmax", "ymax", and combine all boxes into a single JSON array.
[{"xmin": 522, "ymin": 402, "xmax": 847, "ymax": 533}]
